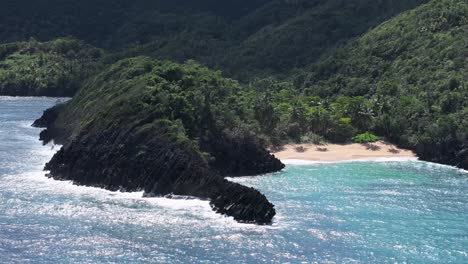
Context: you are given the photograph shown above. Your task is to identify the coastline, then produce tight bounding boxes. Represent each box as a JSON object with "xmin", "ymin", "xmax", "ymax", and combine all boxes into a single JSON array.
[
  {"xmin": 281, "ymin": 157, "xmax": 419, "ymax": 165},
  {"xmin": 272, "ymin": 141, "xmax": 417, "ymax": 164}
]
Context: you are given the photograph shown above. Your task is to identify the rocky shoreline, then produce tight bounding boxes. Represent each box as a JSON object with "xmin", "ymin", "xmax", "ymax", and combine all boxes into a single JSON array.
[{"xmin": 34, "ymin": 103, "xmax": 284, "ymax": 224}]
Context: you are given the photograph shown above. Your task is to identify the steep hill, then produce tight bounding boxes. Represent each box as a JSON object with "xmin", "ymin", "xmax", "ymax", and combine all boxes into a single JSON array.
[
  {"xmin": 0, "ymin": 0, "xmax": 429, "ymax": 81},
  {"xmin": 222, "ymin": 0, "xmax": 430, "ymax": 79},
  {"xmin": 297, "ymin": 0, "xmax": 467, "ymax": 168},
  {"xmin": 34, "ymin": 57, "xmax": 284, "ymax": 223}
]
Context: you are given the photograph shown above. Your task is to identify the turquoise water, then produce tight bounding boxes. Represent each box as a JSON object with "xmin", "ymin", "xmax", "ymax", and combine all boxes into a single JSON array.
[{"xmin": 1, "ymin": 96, "xmax": 467, "ymax": 263}]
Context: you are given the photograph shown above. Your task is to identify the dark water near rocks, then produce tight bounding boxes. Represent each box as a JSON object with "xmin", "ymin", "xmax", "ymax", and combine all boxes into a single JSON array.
[{"xmin": 1, "ymin": 96, "xmax": 467, "ymax": 263}]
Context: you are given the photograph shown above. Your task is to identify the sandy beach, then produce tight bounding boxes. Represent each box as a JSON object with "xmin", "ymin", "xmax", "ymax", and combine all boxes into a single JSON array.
[{"xmin": 272, "ymin": 141, "xmax": 417, "ymax": 163}]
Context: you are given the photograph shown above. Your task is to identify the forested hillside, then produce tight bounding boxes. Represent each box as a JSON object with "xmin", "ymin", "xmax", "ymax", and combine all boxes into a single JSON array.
[
  {"xmin": 0, "ymin": 38, "xmax": 103, "ymax": 96},
  {"xmin": 1, "ymin": 0, "xmax": 428, "ymax": 80},
  {"xmin": 2, "ymin": 0, "xmax": 467, "ymax": 170},
  {"xmin": 292, "ymin": 0, "xmax": 467, "ymax": 168}
]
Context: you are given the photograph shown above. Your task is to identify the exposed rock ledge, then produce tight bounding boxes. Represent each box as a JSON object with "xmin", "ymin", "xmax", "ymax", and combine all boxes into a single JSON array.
[{"xmin": 34, "ymin": 104, "xmax": 284, "ymax": 224}]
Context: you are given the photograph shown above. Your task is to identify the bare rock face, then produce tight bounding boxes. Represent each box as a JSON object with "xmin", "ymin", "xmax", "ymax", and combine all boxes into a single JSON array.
[
  {"xmin": 416, "ymin": 140, "xmax": 468, "ymax": 172},
  {"xmin": 33, "ymin": 104, "xmax": 67, "ymax": 143},
  {"xmin": 203, "ymin": 130, "xmax": 285, "ymax": 177},
  {"xmin": 457, "ymin": 146, "xmax": 468, "ymax": 171},
  {"xmin": 34, "ymin": 109, "xmax": 282, "ymax": 224}
]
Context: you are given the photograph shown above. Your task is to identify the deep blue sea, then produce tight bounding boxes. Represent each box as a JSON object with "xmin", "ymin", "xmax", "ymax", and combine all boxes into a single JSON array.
[{"xmin": 1, "ymin": 96, "xmax": 467, "ymax": 263}]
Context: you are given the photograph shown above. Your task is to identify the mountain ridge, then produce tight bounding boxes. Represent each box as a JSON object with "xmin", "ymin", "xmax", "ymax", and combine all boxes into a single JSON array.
[{"xmin": 1, "ymin": 0, "xmax": 430, "ymax": 81}]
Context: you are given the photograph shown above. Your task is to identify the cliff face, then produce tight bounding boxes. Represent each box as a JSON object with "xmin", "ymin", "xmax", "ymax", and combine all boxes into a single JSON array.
[
  {"xmin": 202, "ymin": 129, "xmax": 285, "ymax": 177},
  {"xmin": 35, "ymin": 121, "xmax": 277, "ymax": 223},
  {"xmin": 34, "ymin": 57, "xmax": 284, "ymax": 224},
  {"xmin": 459, "ymin": 147, "xmax": 468, "ymax": 170}
]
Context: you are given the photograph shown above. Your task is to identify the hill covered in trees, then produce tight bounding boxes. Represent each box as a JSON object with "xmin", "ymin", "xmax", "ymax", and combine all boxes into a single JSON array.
[
  {"xmin": 0, "ymin": 38, "xmax": 103, "ymax": 96},
  {"xmin": 1, "ymin": 0, "xmax": 429, "ymax": 81},
  {"xmin": 2, "ymin": 0, "xmax": 465, "ymax": 169},
  {"xmin": 227, "ymin": 0, "xmax": 467, "ymax": 169},
  {"xmin": 34, "ymin": 57, "xmax": 284, "ymax": 223},
  {"xmin": 295, "ymin": 0, "xmax": 467, "ymax": 168}
]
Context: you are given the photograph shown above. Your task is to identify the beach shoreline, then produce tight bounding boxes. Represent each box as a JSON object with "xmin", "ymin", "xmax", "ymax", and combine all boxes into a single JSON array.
[{"xmin": 272, "ymin": 141, "xmax": 417, "ymax": 164}]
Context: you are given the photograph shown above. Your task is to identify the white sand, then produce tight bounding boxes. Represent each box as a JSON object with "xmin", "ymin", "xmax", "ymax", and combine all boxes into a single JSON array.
[{"xmin": 272, "ymin": 141, "xmax": 417, "ymax": 163}]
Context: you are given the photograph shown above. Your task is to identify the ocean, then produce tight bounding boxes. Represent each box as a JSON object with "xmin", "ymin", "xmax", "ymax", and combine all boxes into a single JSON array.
[{"xmin": 1, "ymin": 96, "xmax": 467, "ymax": 263}]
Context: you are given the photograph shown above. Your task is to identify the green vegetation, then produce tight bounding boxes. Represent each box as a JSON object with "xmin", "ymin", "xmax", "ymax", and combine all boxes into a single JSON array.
[
  {"xmin": 0, "ymin": 38, "xmax": 103, "ymax": 96},
  {"xmin": 1, "ymin": 0, "xmax": 467, "ymax": 169},
  {"xmin": 49, "ymin": 57, "xmax": 283, "ymax": 179},
  {"xmin": 55, "ymin": 57, "xmax": 251, "ymax": 150},
  {"xmin": 0, "ymin": 0, "xmax": 428, "ymax": 81},
  {"xmin": 35, "ymin": 56, "xmax": 283, "ymax": 223},
  {"xmin": 295, "ymin": 0, "xmax": 467, "ymax": 166},
  {"xmin": 238, "ymin": 87, "xmax": 376, "ymax": 145},
  {"xmin": 222, "ymin": 0, "xmax": 430, "ymax": 79},
  {"xmin": 353, "ymin": 133, "xmax": 379, "ymax": 144}
]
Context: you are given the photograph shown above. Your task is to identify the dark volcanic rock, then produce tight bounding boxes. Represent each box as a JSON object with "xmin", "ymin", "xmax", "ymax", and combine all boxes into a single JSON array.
[
  {"xmin": 33, "ymin": 57, "xmax": 284, "ymax": 224},
  {"xmin": 33, "ymin": 104, "xmax": 68, "ymax": 144},
  {"xmin": 203, "ymin": 130, "xmax": 285, "ymax": 177},
  {"xmin": 416, "ymin": 140, "xmax": 468, "ymax": 171},
  {"xmin": 457, "ymin": 145, "xmax": 468, "ymax": 171},
  {"xmin": 210, "ymin": 184, "xmax": 275, "ymax": 223},
  {"xmin": 39, "ymin": 119, "xmax": 279, "ymax": 224}
]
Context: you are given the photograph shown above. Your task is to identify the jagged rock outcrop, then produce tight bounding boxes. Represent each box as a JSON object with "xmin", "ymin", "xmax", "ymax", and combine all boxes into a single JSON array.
[
  {"xmin": 33, "ymin": 57, "xmax": 284, "ymax": 224},
  {"xmin": 33, "ymin": 104, "xmax": 68, "ymax": 143},
  {"xmin": 203, "ymin": 129, "xmax": 284, "ymax": 176},
  {"xmin": 457, "ymin": 145, "xmax": 468, "ymax": 170},
  {"xmin": 35, "ymin": 111, "xmax": 280, "ymax": 224}
]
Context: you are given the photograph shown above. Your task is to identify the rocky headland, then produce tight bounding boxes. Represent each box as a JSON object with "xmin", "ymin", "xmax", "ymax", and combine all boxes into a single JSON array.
[{"xmin": 34, "ymin": 57, "xmax": 284, "ymax": 224}]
